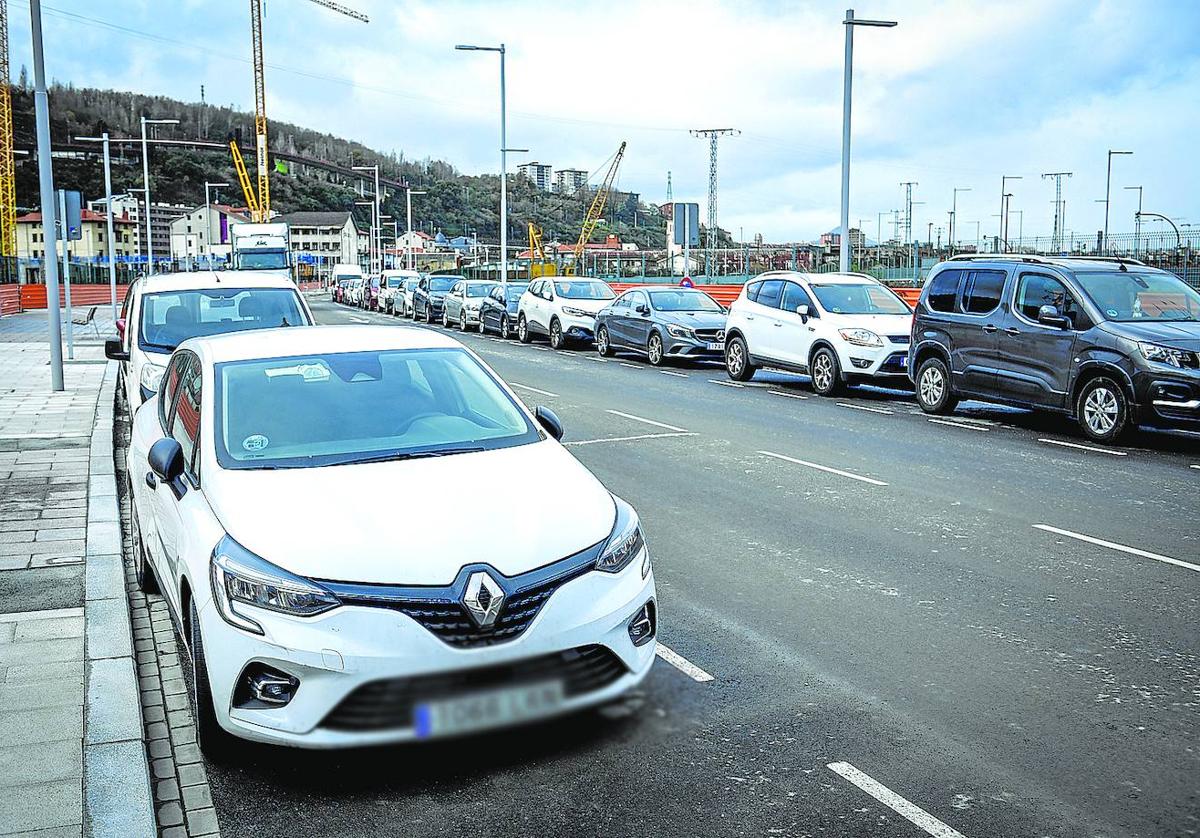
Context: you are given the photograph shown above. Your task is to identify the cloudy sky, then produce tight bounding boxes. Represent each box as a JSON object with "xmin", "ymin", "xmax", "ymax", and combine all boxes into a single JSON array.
[{"xmin": 11, "ymin": 0, "xmax": 1200, "ymax": 243}]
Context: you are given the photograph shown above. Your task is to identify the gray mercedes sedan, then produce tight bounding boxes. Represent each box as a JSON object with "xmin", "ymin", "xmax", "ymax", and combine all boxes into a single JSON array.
[{"xmin": 595, "ymin": 287, "xmax": 728, "ymax": 366}]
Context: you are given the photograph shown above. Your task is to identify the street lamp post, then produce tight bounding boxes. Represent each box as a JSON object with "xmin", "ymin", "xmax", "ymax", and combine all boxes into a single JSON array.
[
  {"xmin": 30, "ymin": 0, "xmax": 64, "ymax": 390},
  {"xmin": 352, "ymin": 165, "xmax": 381, "ymax": 274},
  {"xmin": 406, "ymin": 188, "xmax": 427, "ymax": 271},
  {"xmin": 1124, "ymin": 185, "xmax": 1143, "ymax": 257},
  {"xmin": 838, "ymin": 9, "xmax": 897, "ymax": 273},
  {"xmin": 204, "ymin": 181, "xmax": 230, "ymax": 269},
  {"xmin": 999, "ymin": 176, "xmax": 1021, "ymax": 252},
  {"xmin": 140, "ymin": 117, "xmax": 180, "ymax": 271},
  {"xmin": 1102, "ymin": 150, "xmax": 1133, "ymax": 254},
  {"xmin": 456, "ymin": 43, "xmax": 510, "ymax": 282},
  {"xmin": 951, "ymin": 187, "xmax": 971, "ymax": 255},
  {"xmin": 75, "ymin": 134, "xmax": 119, "ymax": 320},
  {"xmin": 354, "ymin": 200, "xmax": 375, "ymax": 272}
]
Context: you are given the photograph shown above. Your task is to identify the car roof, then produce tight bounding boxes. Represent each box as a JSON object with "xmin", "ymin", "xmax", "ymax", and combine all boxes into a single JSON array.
[
  {"xmin": 180, "ymin": 324, "xmax": 466, "ymax": 365},
  {"xmin": 754, "ymin": 271, "xmax": 879, "ymax": 286},
  {"xmin": 137, "ymin": 271, "xmax": 301, "ymax": 294},
  {"xmin": 941, "ymin": 254, "xmax": 1170, "ymax": 274}
]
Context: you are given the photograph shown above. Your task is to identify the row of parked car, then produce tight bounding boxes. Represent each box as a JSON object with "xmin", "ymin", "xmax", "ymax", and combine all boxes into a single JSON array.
[{"xmin": 334, "ymin": 255, "xmax": 1200, "ymax": 445}]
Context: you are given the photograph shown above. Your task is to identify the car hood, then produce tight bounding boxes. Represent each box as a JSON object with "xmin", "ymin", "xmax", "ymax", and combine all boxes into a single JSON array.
[
  {"xmin": 1101, "ymin": 320, "xmax": 1200, "ymax": 351},
  {"xmin": 656, "ymin": 310, "xmax": 727, "ymax": 329},
  {"xmin": 427, "ymin": 290, "xmax": 450, "ymax": 300},
  {"xmin": 822, "ymin": 312, "xmax": 913, "ymax": 335},
  {"xmin": 557, "ymin": 298, "xmax": 611, "ymax": 315},
  {"xmin": 204, "ymin": 440, "xmax": 616, "ymax": 585}
]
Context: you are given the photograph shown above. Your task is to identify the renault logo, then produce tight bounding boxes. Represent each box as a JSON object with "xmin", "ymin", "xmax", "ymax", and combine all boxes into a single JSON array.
[{"xmin": 462, "ymin": 571, "xmax": 506, "ymax": 628}]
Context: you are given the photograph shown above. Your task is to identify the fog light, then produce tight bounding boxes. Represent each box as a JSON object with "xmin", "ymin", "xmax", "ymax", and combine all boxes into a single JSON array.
[
  {"xmin": 233, "ymin": 664, "xmax": 299, "ymax": 708},
  {"xmin": 850, "ymin": 357, "xmax": 872, "ymax": 369},
  {"xmin": 641, "ymin": 552, "xmax": 651, "ymax": 579},
  {"xmin": 628, "ymin": 599, "xmax": 656, "ymax": 647}
]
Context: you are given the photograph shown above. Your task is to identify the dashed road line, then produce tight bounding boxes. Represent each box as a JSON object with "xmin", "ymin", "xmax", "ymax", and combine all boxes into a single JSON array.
[
  {"xmin": 928, "ymin": 418, "xmax": 989, "ymax": 432},
  {"xmin": 1038, "ymin": 438, "xmax": 1127, "ymax": 456},
  {"xmin": 655, "ymin": 644, "xmax": 715, "ymax": 682},
  {"xmin": 348, "ymin": 315, "xmax": 371, "ymax": 323},
  {"xmin": 768, "ymin": 389, "xmax": 808, "ymax": 400},
  {"xmin": 837, "ymin": 402, "xmax": 894, "ymax": 415},
  {"xmin": 759, "ymin": 450, "xmax": 888, "ymax": 487},
  {"xmin": 827, "ymin": 762, "xmax": 967, "ymax": 838},
  {"xmin": 620, "ymin": 362, "xmax": 642, "ymax": 369},
  {"xmin": 1190, "ymin": 464, "xmax": 1199, "ymax": 470},
  {"xmin": 531, "ymin": 346, "xmax": 550, "ymax": 352},
  {"xmin": 1033, "ymin": 524, "xmax": 1200, "ymax": 574},
  {"xmin": 605, "ymin": 409, "xmax": 689, "ymax": 433},
  {"xmin": 586, "ymin": 356, "xmax": 608, "ymax": 363},
  {"xmin": 509, "ymin": 382, "xmax": 559, "ymax": 398},
  {"xmin": 709, "ymin": 379, "xmax": 744, "ymax": 388},
  {"xmin": 564, "ymin": 432, "xmax": 697, "ymax": 447},
  {"xmin": 659, "ymin": 370, "xmax": 688, "ymax": 378}
]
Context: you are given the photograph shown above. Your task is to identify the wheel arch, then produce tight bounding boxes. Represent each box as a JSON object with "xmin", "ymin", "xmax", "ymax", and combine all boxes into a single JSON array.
[
  {"xmin": 1070, "ymin": 362, "xmax": 1136, "ymax": 416},
  {"xmin": 808, "ymin": 339, "xmax": 839, "ymax": 367},
  {"xmin": 911, "ymin": 340, "xmax": 951, "ymax": 373}
]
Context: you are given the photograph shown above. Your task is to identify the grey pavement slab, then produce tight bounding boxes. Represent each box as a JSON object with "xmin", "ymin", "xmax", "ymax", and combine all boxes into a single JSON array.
[
  {"xmin": 0, "ymin": 566, "xmax": 85, "ymax": 615},
  {"xmin": 85, "ymin": 658, "xmax": 143, "ymax": 746},
  {"xmin": 0, "ymin": 739, "xmax": 82, "ymax": 788},
  {"xmin": 84, "ymin": 598, "xmax": 132, "ymax": 660},
  {"xmin": 0, "ymin": 778, "xmax": 82, "ymax": 835},
  {"xmin": 84, "ymin": 740, "xmax": 156, "ymax": 838}
]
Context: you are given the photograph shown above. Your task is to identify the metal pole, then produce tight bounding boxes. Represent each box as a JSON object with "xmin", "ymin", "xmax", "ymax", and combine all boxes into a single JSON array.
[
  {"xmin": 32, "ymin": 0, "xmax": 63, "ymax": 389},
  {"xmin": 374, "ymin": 167, "xmax": 381, "ymax": 275},
  {"xmin": 838, "ymin": 10, "xmax": 854, "ymax": 273},
  {"xmin": 405, "ymin": 187, "xmax": 413, "ymax": 270},
  {"xmin": 1103, "ymin": 152, "xmax": 1112, "ymax": 254},
  {"xmin": 141, "ymin": 117, "xmax": 153, "ymax": 268},
  {"xmin": 102, "ymin": 134, "xmax": 117, "ymax": 321},
  {"xmin": 59, "ymin": 190, "xmax": 74, "ymax": 360},
  {"xmin": 499, "ymin": 44, "xmax": 508, "ymax": 284},
  {"xmin": 683, "ymin": 206, "xmax": 690, "ymax": 280}
]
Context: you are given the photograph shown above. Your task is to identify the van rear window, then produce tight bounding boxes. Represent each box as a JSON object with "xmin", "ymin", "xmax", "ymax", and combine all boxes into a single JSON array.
[{"xmin": 926, "ymin": 270, "xmax": 962, "ymax": 312}]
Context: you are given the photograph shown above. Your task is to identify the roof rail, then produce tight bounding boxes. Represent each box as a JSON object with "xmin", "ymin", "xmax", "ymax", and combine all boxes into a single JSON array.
[{"xmin": 947, "ymin": 253, "xmax": 1148, "ymax": 267}]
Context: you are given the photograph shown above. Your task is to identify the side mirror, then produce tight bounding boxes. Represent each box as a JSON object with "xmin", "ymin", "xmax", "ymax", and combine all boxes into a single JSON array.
[
  {"xmin": 636, "ymin": 304, "xmax": 649, "ymax": 315},
  {"xmin": 796, "ymin": 304, "xmax": 809, "ymax": 317},
  {"xmin": 148, "ymin": 438, "xmax": 184, "ymax": 483},
  {"xmin": 104, "ymin": 338, "xmax": 129, "ymax": 362},
  {"xmin": 535, "ymin": 405, "xmax": 564, "ymax": 441},
  {"xmin": 115, "ymin": 318, "xmax": 126, "ymax": 337},
  {"xmin": 1037, "ymin": 304, "xmax": 1071, "ymax": 329}
]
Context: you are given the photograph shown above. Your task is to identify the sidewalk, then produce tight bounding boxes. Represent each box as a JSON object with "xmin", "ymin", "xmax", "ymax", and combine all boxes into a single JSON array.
[{"xmin": 0, "ymin": 311, "xmax": 154, "ymax": 837}]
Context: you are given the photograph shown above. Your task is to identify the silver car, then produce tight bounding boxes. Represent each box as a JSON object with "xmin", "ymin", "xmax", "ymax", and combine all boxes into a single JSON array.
[
  {"xmin": 442, "ymin": 279, "xmax": 498, "ymax": 331},
  {"xmin": 596, "ymin": 287, "xmax": 728, "ymax": 366}
]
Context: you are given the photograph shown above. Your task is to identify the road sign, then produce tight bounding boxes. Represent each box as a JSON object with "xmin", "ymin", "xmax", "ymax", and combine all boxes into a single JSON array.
[
  {"xmin": 672, "ymin": 203, "xmax": 700, "ymax": 247},
  {"xmin": 680, "ymin": 277, "xmax": 694, "ymax": 288},
  {"xmin": 59, "ymin": 190, "xmax": 82, "ymax": 241}
]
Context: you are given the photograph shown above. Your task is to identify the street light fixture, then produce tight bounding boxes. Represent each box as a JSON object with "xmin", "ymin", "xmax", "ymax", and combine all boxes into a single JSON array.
[
  {"xmin": 204, "ymin": 181, "xmax": 230, "ymax": 269},
  {"xmin": 838, "ymin": 9, "xmax": 897, "ymax": 273},
  {"xmin": 456, "ymin": 43, "xmax": 511, "ymax": 283},
  {"xmin": 1102, "ymin": 150, "xmax": 1133, "ymax": 254},
  {"xmin": 352, "ymin": 165, "xmax": 381, "ymax": 274},
  {"xmin": 140, "ymin": 117, "xmax": 179, "ymax": 270}
]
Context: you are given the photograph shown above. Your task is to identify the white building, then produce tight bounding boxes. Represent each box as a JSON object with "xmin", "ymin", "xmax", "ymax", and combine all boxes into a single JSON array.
[
  {"xmin": 276, "ymin": 211, "xmax": 365, "ymax": 280},
  {"xmin": 554, "ymin": 168, "xmax": 588, "ymax": 193},
  {"xmin": 88, "ymin": 195, "xmax": 190, "ymax": 262},
  {"xmin": 169, "ymin": 205, "xmax": 252, "ymax": 266},
  {"xmin": 517, "ymin": 162, "xmax": 554, "ymax": 192}
]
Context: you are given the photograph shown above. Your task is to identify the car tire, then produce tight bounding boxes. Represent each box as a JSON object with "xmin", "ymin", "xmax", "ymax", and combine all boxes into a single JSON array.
[
  {"xmin": 1076, "ymin": 376, "xmax": 1130, "ymax": 444},
  {"xmin": 725, "ymin": 335, "xmax": 756, "ymax": 381},
  {"xmin": 809, "ymin": 347, "xmax": 843, "ymax": 396},
  {"xmin": 549, "ymin": 318, "xmax": 565, "ymax": 349},
  {"xmin": 478, "ymin": 315, "xmax": 487, "ymax": 334},
  {"xmin": 185, "ymin": 601, "xmax": 236, "ymax": 761},
  {"xmin": 425, "ymin": 305, "xmax": 435, "ymax": 325},
  {"xmin": 518, "ymin": 315, "xmax": 532, "ymax": 343},
  {"xmin": 442, "ymin": 308, "xmax": 450, "ymax": 328},
  {"xmin": 915, "ymin": 356, "xmax": 958, "ymax": 414},
  {"xmin": 130, "ymin": 498, "xmax": 158, "ymax": 594},
  {"xmin": 596, "ymin": 325, "xmax": 614, "ymax": 357},
  {"xmin": 500, "ymin": 315, "xmax": 511, "ymax": 340},
  {"xmin": 647, "ymin": 332, "xmax": 665, "ymax": 366}
]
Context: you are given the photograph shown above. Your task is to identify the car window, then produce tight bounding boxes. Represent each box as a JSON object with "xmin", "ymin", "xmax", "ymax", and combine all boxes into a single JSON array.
[
  {"xmin": 1075, "ymin": 269, "xmax": 1200, "ymax": 323},
  {"xmin": 745, "ymin": 281, "xmax": 762, "ymax": 302},
  {"xmin": 158, "ymin": 353, "xmax": 188, "ymax": 429},
  {"xmin": 961, "ymin": 270, "xmax": 1006, "ymax": 315},
  {"xmin": 756, "ymin": 279, "xmax": 784, "ymax": 309},
  {"xmin": 926, "ymin": 270, "xmax": 962, "ymax": 313},
  {"xmin": 1016, "ymin": 273, "xmax": 1089, "ymax": 329},
  {"xmin": 648, "ymin": 289, "xmax": 723, "ymax": 312},
  {"xmin": 781, "ymin": 281, "xmax": 814, "ymax": 313},
  {"xmin": 168, "ymin": 353, "xmax": 201, "ymax": 475},
  {"xmin": 553, "ymin": 280, "xmax": 615, "ymax": 300},
  {"xmin": 611, "ymin": 294, "xmax": 629, "ymax": 311},
  {"xmin": 138, "ymin": 288, "xmax": 308, "ymax": 352}
]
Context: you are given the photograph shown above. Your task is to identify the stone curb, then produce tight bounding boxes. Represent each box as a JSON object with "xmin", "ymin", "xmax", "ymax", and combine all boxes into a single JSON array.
[{"xmin": 84, "ymin": 361, "xmax": 156, "ymax": 838}]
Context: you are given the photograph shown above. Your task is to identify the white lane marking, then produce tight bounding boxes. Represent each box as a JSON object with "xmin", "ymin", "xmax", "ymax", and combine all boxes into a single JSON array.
[
  {"xmin": 1038, "ymin": 438, "xmax": 1127, "ymax": 457},
  {"xmin": 837, "ymin": 402, "xmax": 894, "ymax": 415},
  {"xmin": 827, "ymin": 762, "xmax": 967, "ymax": 838},
  {"xmin": 928, "ymin": 418, "xmax": 989, "ymax": 432},
  {"xmin": 487, "ymin": 337, "xmax": 503, "ymax": 343},
  {"xmin": 564, "ymin": 431, "xmax": 697, "ymax": 447},
  {"xmin": 659, "ymin": 370, "xmax": 688, "ymax": 378},
  {"xmin": 620, "ymin": 362, "xmax": 643, "ymax": 369},
  {"xmin": 759, "ymin": 450, "xmax": 888, "ymax": 487},
  {"xmin": 531, "ymin": 346, "xmax": 550, "ymax": 352},
  {"xmin": 605, "ymin": 409, "xmax": 689, "ymax": 433},
  {"xmin": 586, "ymin": 356, "xmax": 608, "ymax": 363},
  {"xmin": 655, "ymin": 644, "xmax": 714, "ymax": 682},
  {"xmin": 1033, "ymin": 524, "xmax": 1200, "ymax": 574},
  {"xmin": 509, "ymin": 382, "xmax": 559, "ymax": 398},
  {"xmin": 709, "ymin": 379, "xmax": 744, "ymax": 388},
  {"xmin": 1190, "ymin": 464, "xmax": 1199, "ymax": 470},
  {"xmin": 769, "ymin": 389, "xmax": 808, "ymax": 400},
  {"xmin": 348, "ymin": 315, "xmax": 370, "ymax": 323}
]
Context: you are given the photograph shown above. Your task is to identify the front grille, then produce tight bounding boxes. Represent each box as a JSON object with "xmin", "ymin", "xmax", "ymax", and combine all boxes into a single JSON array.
[
  {"xmin": 886, "ymin": 334, "xmax": 910, "ymax": 345},
  {"xmin": 321, "ymin": 644, "xmax": 628, "ymax": 731},
  {"xmin": 879, "ymin": 352, "xmax": 909, "ymax": 373},
  {"xmin": 694, "ymin": 328, "xmax": 725, "ymax": 342}
]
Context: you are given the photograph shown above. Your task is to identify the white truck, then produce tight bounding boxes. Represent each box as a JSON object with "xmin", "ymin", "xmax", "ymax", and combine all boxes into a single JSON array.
[{"xmin": 229, "ymin": 222, "xmax": 292, "ymax": 278}]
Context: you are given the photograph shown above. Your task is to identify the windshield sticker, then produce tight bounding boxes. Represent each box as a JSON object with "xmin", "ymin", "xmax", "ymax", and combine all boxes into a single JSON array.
[
  {"xmin": 1106, "ymin": 308, "xmax": 1119, "ymax": 318},
  {"xmin": 264, "ymin": 362, "xmax": 331, "ymax": 382},
  {"xmin": 242, "ymin": 434, "xmax": 269, "ymax": 452}
]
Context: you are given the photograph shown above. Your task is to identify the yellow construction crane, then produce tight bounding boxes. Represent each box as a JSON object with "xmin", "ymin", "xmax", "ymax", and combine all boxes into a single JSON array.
[
  {"xmin": 236, "ymin": 0, "xmax": 368, "ymax": 221},
  {"xmin": 566, "ymin": 141, "xmax": 626, "ymax": 275},
  {"xmin": 0, "ymin": 1, "xmax": 15, "ymax": 259},
  {"xmin": 527, "ymin": 221, "xmax": 556, "ymax": 278}
]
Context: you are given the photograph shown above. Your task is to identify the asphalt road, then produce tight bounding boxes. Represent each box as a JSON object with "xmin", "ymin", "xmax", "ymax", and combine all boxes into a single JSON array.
[{"xmin": 204, "ymin": 296, "xmax": 1200, "ymax": 838}]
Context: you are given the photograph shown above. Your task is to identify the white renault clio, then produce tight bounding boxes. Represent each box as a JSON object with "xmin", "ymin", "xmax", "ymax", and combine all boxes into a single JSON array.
[{"xmin": 127, "ymin": 325, "xmax": 656, "ymax": 754}]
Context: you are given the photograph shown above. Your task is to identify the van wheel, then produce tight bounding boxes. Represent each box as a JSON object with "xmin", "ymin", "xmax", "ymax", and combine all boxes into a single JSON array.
[
  {"xmin": 647, "ymin": 332, "xmax": 665, "ymax": 366},
  {"xmin": 549, "ymin": 318, "xmax": 564, "ymax": 349},
  {"xmin": 185, "ymin": 601, "xmax": 236, "ymax": 761},
  {"xmin": 725, "ymin": 336, "xmax": 756, "ymax": 381},
  {"xmin": 596, "ymin": 326, "xmax": 614, "ymax": 357},
  {"xmin": 130, "ymin": 499, "xmax": 158, "ymax": 594},
  {"xmin": 518, "ymin": 315, "xmax": 532, "ymax": 343},
  {"xmin": 810, "ymin": 348, "xmax": 843, "ymax": 396},
  {"xmin": 1077, "ymin": 377, "xmax": 1130, "ymax": 444},
  {"xmin": 916, "ymin": 357, "xmax": 958, "ymax": 414}
]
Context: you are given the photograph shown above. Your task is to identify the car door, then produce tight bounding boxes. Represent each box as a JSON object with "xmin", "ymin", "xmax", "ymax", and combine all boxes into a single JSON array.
[
  {"xmin": 995, "ymin": 271, "xmax": 1086, "ymax": 408},
  {"xmin": 626, "ymin": 290, "xmax": 653, "ymax": 349},
  {"xmin": 953, "ymin": 268, "xmax": 1010, "ymax": 394},
  {"xmin": 774, "ymin": 280, "xmax": 819, "ymax": 367},
  {"xmin": 745, "ymin": 278, "xmax": 785, "ymax": 361},
  {"xmin": 601, "ymin": 292, "xmax": 627, "ymax": 346},
  {"xmin": 415, "ymin": 277, "xmax": 429, "ymax": 317}
]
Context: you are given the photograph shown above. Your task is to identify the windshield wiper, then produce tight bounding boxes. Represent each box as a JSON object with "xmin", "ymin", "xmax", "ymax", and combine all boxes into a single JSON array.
[{"xmin": 335, "ymin": 446, "xmax": 485, "ymax": 466}]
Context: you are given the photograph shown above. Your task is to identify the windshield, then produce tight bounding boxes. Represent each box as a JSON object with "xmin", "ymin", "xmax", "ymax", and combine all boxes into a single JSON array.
[
  {"xmin": 139, "ymin": 288, "xmax": 308, "ymax": 352},
  {"xmin": 404, "ymin": 278, "xmax": 420, "ymax": 290},
  {"xmin": 337, "ymin": 278, "xmax": 354, "ymax": 287},
  {"xmin": 334, "ymin": 274, "xmax": 360, "ymax": 284},
  {"xmin": 649, "ymin": 289, "xmax": 723, "ymax": 312},
  {"xmin": 467, "ymin": 284, "xmax": 495, "ymax": 298},
  {"xmin": 554, "ymin": 280, "xmax": 615, "ymax": 300},
  {"xmin": 503, "ymin": 284, "xmax": 529, "ymax": 302},
  {"xmin": 810, "ymin": 283, "xmax": 911, "ymax": 315},
  {"xmin": 385, "ymin": 277, "xmax": 403, "ymax": 288},
  {"xmin": 1075, "ymin": 270, "xmax": 1200, "ymax": 322},
  {"xmin": 430, "ymin": 277, "xmax": 459, "ymax": 292},
  {"xmin": 214, "ymin": 348, "xmax": 539, "ymax": 469},
  {"xmin": 238, "ymin": 250, "xmax": 289, "ymax": 270}
]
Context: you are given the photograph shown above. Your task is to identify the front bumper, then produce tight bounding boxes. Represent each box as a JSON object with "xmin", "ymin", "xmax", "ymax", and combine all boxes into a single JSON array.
[
  {"xmin": 560, "ymin": 313, "xmax": 597, "ymax": 341},
  {"xmin": 838, "ymin": 341, "xmax": 911, "ymax": 381},
  {"xmin": 663, "ymin": 332, "xmax": 725, "ymax": 360},
  {"xmin": 1134, "ymin": 367, "xmax": 1200, "ymax": 428},
  {"xmin": 199, "ymin": 559, "xmax": 657, "ymax": 748}
]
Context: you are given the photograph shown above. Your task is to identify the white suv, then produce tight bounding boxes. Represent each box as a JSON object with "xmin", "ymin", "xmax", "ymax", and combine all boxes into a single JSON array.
[
  {"xmin": 724, "ymin": 272, "xmax": 914, "ymax": 395},
  {"xmin": 517, "ymin": 278, "xmax": 616, "ymax": 349}
]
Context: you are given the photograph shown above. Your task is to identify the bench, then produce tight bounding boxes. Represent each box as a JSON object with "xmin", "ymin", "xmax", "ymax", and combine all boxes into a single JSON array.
[{"xmin": 72, "ymin": 305, "xmax": 100, "ymax": 337}]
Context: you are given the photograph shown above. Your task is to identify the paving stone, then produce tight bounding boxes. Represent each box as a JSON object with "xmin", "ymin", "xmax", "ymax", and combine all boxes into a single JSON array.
[
  {"xmin": 181, "ymin": 782, "xmax": 213, "ymax": 811},
  {"xmin": 0, "ymin": 675, "xmax": 85, "ymax": 711},
  {"xmin": 171, "ymin": 724, "xmax": 197, "ymax": 747},
  {"xmin": 83, "ymin": 740, "xmax": 156, "ymax": 838},
  {"xmin": 0, "ymin": 778, "xmax": 82, "ymax": 833},
  {"xmin": 147, "ymin": 737, "xmax": 171, "ymax": 759},
  {"xmin": 0, "ymin": 637, "xmax": 84, "ymax": 666},
  {"xmin": 156, "ymin": 777, "xmax": 181, "ymax": 802},
  {"xmin": 164, "ymin": 692, "xmax": 188, "ymax": 712},
  {"xmin": 185, "ymin": 806, "xmax": 219, "ymax": 835},
  {"xmin": 0, "ymin": 739, "xmax": 82, "ymax": 787},
  {"xmin": 12, "ymin": 614, "xmax": 84, "ymax": 642},
  {"xmin": 151, "ymin": 756, "xmax": 175, "ymax": 781},
  {"xmin": 85, "ymin": 658, "xmax": 142, "ymax": 745},
  {"xmin": 162, "ymin": 827, "xmax": 187, "ymax": 838},
  {"xmin": 157, "ymin": 801, "xmax": 184, "ymax": 827},
  {"xmin": 4, "ymin": 659, "xmax": 85, "ymax": 684},
  {"xmin": 173, "ymin": 742, "xmax": 202, "ymax": 766},
  {"xmin": 85, "ymin": 599, "xmax": 132, "ymax": 660}
]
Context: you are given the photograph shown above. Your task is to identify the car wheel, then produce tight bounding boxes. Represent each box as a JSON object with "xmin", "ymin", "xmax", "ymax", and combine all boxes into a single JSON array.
[
  {"xmin": 647, "ymin": 332, "xmax": 665, "ymax": 366},
  {"xmin": 425, "ymin": 305, "xmax": 435, "ymax": 325},
  {"xmin": 130, "ymin": 498, "xmax": 158, "ymax": 594},
  {"xmin": 500, "ymin": 315, "xmax": 511, "ymax": 340},
  {"xmin": 549, "ymin": 318, "xmax": 565, "ymax": 349},
  {"xmin": 1077, "ymin": 376, "xmax": 1130, "ymax": 444},
  {"xmin": 185, "ymin": 600, "xmax": 235, "ymax": 761},
  {"xmin": 442, "ymin": 308, "xmax": 450, "ymax": 328},
  {"xmin": 596, "ymin": 325, "xmax": 614, "ymax": 357},
  {"xmin": 915, "ymin": 356, "xmax": 958, "ymax": 414},
  {"xmin": 518, "ymin": 315, "xmax": 532, "ymax": 343},
  {"xmin": 725, "ymin": 336, "xmax": 756, "ymax": 381},
  {"xmin": 810, "ymin": 347, "xmax": 843, "ymax": 396},
  {"xmin": 460, "ymin": 311, "xmax": 468, "ymax": 332}
]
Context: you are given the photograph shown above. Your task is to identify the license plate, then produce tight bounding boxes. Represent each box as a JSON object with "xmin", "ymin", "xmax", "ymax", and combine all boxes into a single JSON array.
[
  {"xmin": 898, "ymin": 356, "xmax": 908, "ymax": 367},
  {"xmin": 413, "ymin": 680, "xmax": 565, "ymax": 738},
  {"xmin": 706, "ymin": 341, "xmax": 726, "ymax": 352}
]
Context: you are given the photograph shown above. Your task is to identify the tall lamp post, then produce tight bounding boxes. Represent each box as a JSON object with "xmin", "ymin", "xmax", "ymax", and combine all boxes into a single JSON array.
[
  {"xmin": 75, "ymin": 134, "xmax": 119, "ymax": 320},
  {"xmin": 31, "ymin": 0, "xmax": 64, "ymax": 389},
  {"xmin": 950, "ymin": 187, "xmax": 971, "ymax": 255},
  {"xmin": 1102, "ymin": 150, "xmax": 1132, "ymax": 254},
  {"xmin": 140, "ymin": 117, "xmax": 179, "ymax": 271},
  {"xmin": 204, "ymin": 181, "xmax": 230, "ymax": 269},
  {"xmin": 405, "ymin": 188, "xmax": 427, "ymax": 271},
  {"xmin": 456, "ymin": 43, "xmax": 510, "ymax": 282},
  {"xmin": 999, "ymin": 176, "xmax": 1021, "ymax": 252},
  {"xmin": 1124, "ymin": 185, "xmax": 1143, "ymax": 257},
  {"xmin": 838, "ymin": 9, "xmax": 897, "ymax": 273},
  {"xmin": 352, "ymin": 165, "xmax": 381, "ymax": 274},
  {"xmin": 354, "ymin": 200, "xmax": 375, "ymax": 272}
]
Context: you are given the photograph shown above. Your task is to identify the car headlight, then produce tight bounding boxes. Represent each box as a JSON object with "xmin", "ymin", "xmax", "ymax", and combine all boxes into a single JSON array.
[
  {"xmin": 139, "ymin": 361, "xmax": 166, "ymax": 393},
  {"xmin": 665, "ymin": 324, "xmax": 695, "ymax": 339},
  {"xmin": 561, "ymin": 306, "xmax": 592, "ymax": 317},
  {"xmin": 209, "ymin": 535, "xmax": 340, "ymax": 635},
  {"xmin": 465, "ymin": 302, "xmax": 481, "ymax": 311},
  {"xmin": 1139, "ymin": 342, "xmax": 1194, "ymax": 369},
  {"xmin": 838, "ymin": 328, "xmax": 883, "ymax": 347},
  {"xmin": 595, "ymin": 496, "xmax": 646, "ymax": 574}
]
